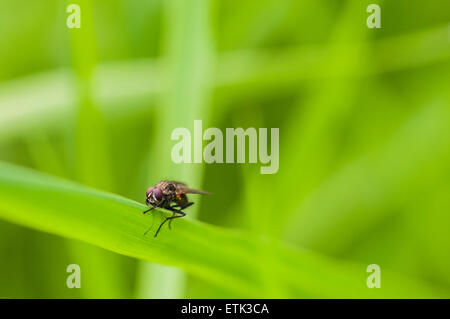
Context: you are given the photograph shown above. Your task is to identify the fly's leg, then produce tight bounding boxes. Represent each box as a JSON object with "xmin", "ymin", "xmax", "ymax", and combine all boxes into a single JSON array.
[
  {"xmin": 182, "ymin": 202, "xmax": 194, "ymax": 209},
  {"xmin": 142, "ymin": 206, "xmax": 155, "ymax": 215},
  {"xmin": 168, "ymin": 202, "xmax": 193, "ymax": 229},
  {"xmin": 171, "ymin": 202, "xmax": 193, "ymax": 210},
  {"xmin": 143, "ymin": 199, "xmax": 166, "ymax": 215},
  {"xmin": 154, "ymin": 206, "xmax": 188, "ymax": 237},
  {"xmin": 168, "ymin": 212, "xmax": 176, "ymax": 229},
  {"xmin": 154, "ymin": 211, "xmax": 186, "ymax": 237},
  {"xmin": 166, "ymin": 204, "xmax": 180, "ymax": 229},
  {"xmin": 143, "ymin": 201, "xmax": 165, "ymax": 235}
]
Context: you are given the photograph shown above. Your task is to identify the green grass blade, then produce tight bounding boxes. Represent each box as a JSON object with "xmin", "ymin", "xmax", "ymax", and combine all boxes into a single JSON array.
[
  {"xmin": 0, "ymin": 24, "xmax": 448, "ymax": 141},
  {"xmin": 0, "ymin": 161, "xmax": 444, "ymax": 298},
  {"xmin": 136, "ymin": 0, "xmax": 215, "ymax": 299},
  {"xmin": 284, "ymin": 98, "xmax": 450, "ymax": 254}
]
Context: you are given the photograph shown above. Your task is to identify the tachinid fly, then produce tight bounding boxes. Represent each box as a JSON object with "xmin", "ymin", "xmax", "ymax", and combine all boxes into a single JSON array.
[{"xmin": 142, "ymin": 180, "xmax": 210, "ymax": 237}]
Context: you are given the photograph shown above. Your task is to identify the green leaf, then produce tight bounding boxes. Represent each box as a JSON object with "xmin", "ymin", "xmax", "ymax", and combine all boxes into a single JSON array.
[{"xmin": 0, "ymin": 161, "xmax": 443, "ymax": 298}]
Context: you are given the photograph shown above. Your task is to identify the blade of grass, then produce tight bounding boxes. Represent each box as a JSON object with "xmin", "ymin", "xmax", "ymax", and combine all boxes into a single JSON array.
[
  {"xmin": 67, "ymin": 0, "xmax": 113, "ymax": 191},
  {"xmin": 136, "ymin": 0, "xmax": 215, "ymax": 299},
  {"xmin": 23, "ymin": 128, "xmax": 128, "ymax": 298},
  {"xmin": 238, "ymin": 0, "xmax": 370, "ymax": 297},
  {"xmin": 270, "ymin": 0, "xmax": 370, "ymax": 233},
  {"xmin": 0, "ymin": 161, "xmax": 445, "ymax": 298},
  {"xmin": 284, "ymin": 97, "xmax": 450, "ymax": 255},
  {"xmin": 0, "ymin": 25, "xmax": 448, "ymax": 141},
  {"xmin": 64, "ymin": 0, "xmax": 124, "ymax": 297}
]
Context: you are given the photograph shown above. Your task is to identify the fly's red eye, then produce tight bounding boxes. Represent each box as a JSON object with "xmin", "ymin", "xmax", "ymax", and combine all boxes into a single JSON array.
[
  {"xmin": 153, "ymin": 188, "xmax": 163, "ymax": 201},
  {"xmin": 146, "ymin": 187, "xmax": 154, "ymax": 197}
]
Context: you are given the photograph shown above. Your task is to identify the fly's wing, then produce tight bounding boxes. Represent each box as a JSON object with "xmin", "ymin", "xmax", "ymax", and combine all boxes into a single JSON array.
[{"xmin": 173, "ymin": 182, "xmax": 212, "ymax": 195}]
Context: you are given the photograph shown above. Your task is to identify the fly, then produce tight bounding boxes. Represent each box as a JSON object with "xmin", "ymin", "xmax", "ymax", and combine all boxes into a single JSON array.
[{"xmin": 142, "ymin": 180, "xmax": 210, "ymax": 237}]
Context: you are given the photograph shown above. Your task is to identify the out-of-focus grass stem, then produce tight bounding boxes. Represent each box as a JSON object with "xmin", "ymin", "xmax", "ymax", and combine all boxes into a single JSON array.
[{"xmin": 135, "ymin": 0, "xmax": 214, "ymax": 298}]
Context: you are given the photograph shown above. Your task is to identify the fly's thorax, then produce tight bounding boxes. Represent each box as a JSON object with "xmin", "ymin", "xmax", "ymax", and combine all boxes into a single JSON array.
[{"xmin": 158, "ymin": 181, "xmax": 176, "ymax": 194}]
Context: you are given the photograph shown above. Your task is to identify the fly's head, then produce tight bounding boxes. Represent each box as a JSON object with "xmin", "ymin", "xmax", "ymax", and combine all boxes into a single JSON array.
[{"xmin": 146, "ymin": 186, "xmax": 163, "ymax": 206}]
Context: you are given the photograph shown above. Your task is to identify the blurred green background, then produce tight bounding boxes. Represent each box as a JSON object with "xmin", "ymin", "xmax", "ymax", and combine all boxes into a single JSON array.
[{"xmin": 0, "ymin": 0, "xmax": 449, "ymax": 298}]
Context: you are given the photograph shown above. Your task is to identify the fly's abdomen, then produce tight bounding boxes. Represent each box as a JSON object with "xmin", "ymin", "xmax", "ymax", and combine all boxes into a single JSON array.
[{"xmin": 175, "ymin": 193, "xmax": 189, "ymax": 207}]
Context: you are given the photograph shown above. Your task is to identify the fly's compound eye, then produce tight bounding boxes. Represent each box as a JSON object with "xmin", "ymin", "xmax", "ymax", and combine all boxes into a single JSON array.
[
  {"xmin": 146, "ymin": 187, "xmax": 154, "ymax": 198},
  {"xmin": 153, "ymin": 188, "xmax": 163, "ymax": 202}
]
